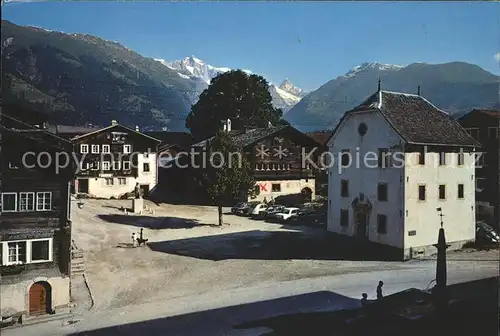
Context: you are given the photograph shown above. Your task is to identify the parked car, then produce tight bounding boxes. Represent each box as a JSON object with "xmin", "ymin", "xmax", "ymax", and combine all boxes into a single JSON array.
[
  {"xmin": 231, "ymin": 202, "xmax": 250, "ymax": 215},
  {"xmin": 274, "ymin": 207, "xmax": 300, "ymax": 221},
  {"xmin": 476, "ymin": 221, "xmax": 500, "ymax": 245},
  {"xmin": 264, "ymin": 205, "xmax": 286, "ymax": 219},
  {"xmin": 250, "ymin": 203, "xmax": 268, "ymax": 218},
  {"xmin": 241, "ymin": 201, "xmax": 260, "ymax": 216}
]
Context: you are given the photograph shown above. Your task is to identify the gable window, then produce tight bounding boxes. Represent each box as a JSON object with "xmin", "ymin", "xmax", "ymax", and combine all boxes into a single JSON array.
[
  {"xmin": 377, "ymin": 215, "xmax": 387, "ymax": 234},
  {"xmin": 123, "ymin": 161, "xmax": 131, "ymax": 170},
  {"xmin": 123, "ymin": 145, "xmax": 132, "ymax": 154},
  {"xmin": 7, "ymin": 241, "xmax": 26, "ymax": 265},
  {"xmin": 91, "ymin": 144, "xmax": 100, "ymax": 154},
  {"xmin": 439, "ymin": 153, "xmax": 446, "ymax": 166},
  {"xmin": 340, "ymin": 180, "xmax": 349, "ymax": 197},
  {"xmin": 438, "ymin": 185, "xmax": 446, "ymax": 200},
  {"xmin": 19, "ymin": 192, "xmax": 35, "ymax": 212},
  {"xmin": 143, "ymin": 163, "xmax": 150, "ymax": 172},
  {"xmin": 1, "ymin": 193, "xmax": 17, "ymax": 212},
  {"xmin": 272, "ymin": 183, "xmax": 281, "ymax": 192},
  {"xmin": 466, "ymin": 128, "xmax": 480, "ymax": 140},
  {"xmin": 102, "ymin": 161, "xmax": 110, "ymax": 170},
  {"xmin": 105, "ymin": 178, "xmax": 114, "ymax": 186},
  {"xmin": 418, "ymin": 151, "xmax": 425, "ymax": 165},
  {"xmin": 457, "ymin": 152, "xmax": 465, "ymax": 166},
  {"xmin": 31, "ymin": 239, "xmax": 51, "ymax": 262},
  {"xmin": 102, "ymin": 145, "xmax": 110, "ymax": 153},
  {"xmin": 36, "ymin": 192, "xmax": 52, "ymax": 211},
  {"xmin": 377, "ymin": 183, "xmax": 388, "ymax": 201},
  {"xmin": 418, "ymin": 185, "xmax": 426, "ymax": 201},
  {"xmin": 113, "ymin": 161, "xmax": 120, "ymax": 170},
  {"xmin": 458, "ymin": 184, "xmax": 464, "ymax": 199},
  {"xmin": 488, "ymin": 127, "xmax": 499, "ymax": 139},
  {"xmin": 340, "ymin": 149, "xmax": 351, "ymax": 166},
  {"xmin": 378, "ymin": 148, "xmax": 389, "ymax": 168},
  {"xmin": 118, "ymin": 178, "xmax": 127, "ymax": 185},
  {"xmin": 80, "ymin": 144, "xmax": 89, "ymax": 154},
  {"xmin": 340, "ymin": 209, "xmax": 349, "ymax": 227}
]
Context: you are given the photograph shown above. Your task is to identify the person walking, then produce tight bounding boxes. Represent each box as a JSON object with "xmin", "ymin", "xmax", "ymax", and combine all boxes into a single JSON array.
[
  {"xmin": 361, "ymin": 293, "xmax": 368, "ymax": 307},
  {"xmin": 376, "ymin": 281, "xmax": 384, "ymax": 299},
  {"xmin": 132, "ymin": 233, "xmax": 137, "ymax": 248}
]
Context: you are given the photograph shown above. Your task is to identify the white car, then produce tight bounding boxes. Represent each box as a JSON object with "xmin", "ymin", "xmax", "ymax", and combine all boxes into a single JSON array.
[
  {"xmin": 275, "ymin": 207, "xmax": 300, "ymax": 221},
  {"xmin": 250, "ymin": 203, "xmax": 268, "ymax": 217}
]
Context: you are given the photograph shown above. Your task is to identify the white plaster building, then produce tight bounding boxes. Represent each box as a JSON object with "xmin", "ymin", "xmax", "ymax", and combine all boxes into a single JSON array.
[{"xmin": 326, "ymin": 89, "xmax": 480, "ymax": 260}]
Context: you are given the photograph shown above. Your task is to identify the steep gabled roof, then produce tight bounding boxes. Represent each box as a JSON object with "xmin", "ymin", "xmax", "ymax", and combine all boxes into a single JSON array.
[
  {"xmin": 461, "ymin": 109, "xmax": 500, "ymax": 119},
  {"xmin": 71, "ymin": 124, "xmax": 161, "ymax": 143},
  {"xmin": 192, "ymin": 125, "xmax": 323, "ymax": 149},
  {"xmin": 328, "ymin": 90, "xmax": 480, "ymax": 147}
]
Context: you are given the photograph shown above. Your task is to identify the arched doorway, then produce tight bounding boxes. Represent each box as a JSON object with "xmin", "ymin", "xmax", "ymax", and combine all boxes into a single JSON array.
[
  {"xmin": 29, "ymin": 282, "xmax": 52, "ymax": 315},
  {"xmin": 301, "ymin": 187, "xmax": 313, "ymax": 203}
]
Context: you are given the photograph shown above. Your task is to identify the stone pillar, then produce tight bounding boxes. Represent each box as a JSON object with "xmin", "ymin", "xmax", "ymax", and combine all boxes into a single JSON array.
[{"xmin": 132, "ymin": 198, "xmax": 143, "ymax": 214}]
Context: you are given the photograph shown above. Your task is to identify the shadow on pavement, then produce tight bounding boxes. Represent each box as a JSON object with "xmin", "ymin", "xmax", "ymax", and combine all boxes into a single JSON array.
[
  {"xmin": 68, "ymin": 291, "xmax": 359, "ymax": 336},
  {"xmin": 97, "ymin": 214, "xmax": 218, "ymax": 229},
  {"xmin": 147, "ymin": 230, "xmax": 401, "ymax": 261}
]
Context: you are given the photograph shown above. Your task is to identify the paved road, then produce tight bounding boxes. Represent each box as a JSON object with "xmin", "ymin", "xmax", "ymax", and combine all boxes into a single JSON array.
[{"xmin": 3, "ymin": 260, "xmax": 497, "ymax": 336}]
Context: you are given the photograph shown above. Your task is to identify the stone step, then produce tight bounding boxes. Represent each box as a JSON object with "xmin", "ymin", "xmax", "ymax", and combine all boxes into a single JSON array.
[
  {"xmin": 71, "ymin": 265, "xmax": 85, "ymax": 271},
  {"xmin": 71, "ymin": 252, "xmax": 84, "ymax": 258},
  {"xmin": 71, "ymin": 259, "xmax": 85, "ymax": 265},
  {"xmin": 21, "ymin": 308, "xmax": 71, "ymax": 326}
]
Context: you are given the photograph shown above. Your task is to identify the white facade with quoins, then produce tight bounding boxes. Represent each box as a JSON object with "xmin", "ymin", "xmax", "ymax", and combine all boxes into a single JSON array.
[{"xmin": 327, "ymin": 90, "xmax": 480, "ymax": 260}]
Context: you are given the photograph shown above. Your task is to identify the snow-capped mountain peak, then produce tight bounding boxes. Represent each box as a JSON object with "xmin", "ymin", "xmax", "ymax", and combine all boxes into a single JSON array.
[
  {"xmin": 156, "ymin": 56, "xmax": 304, "ymax": 112},
  {"xmin": 344, "ymin": 62, "xmax": 404, "ymax": 78},
  {"xmin": 278, "ymin": 78, "xmax": 305, "ymax": 98}
]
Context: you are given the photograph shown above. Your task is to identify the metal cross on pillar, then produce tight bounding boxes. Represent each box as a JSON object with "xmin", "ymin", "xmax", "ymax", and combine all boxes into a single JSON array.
[{"xmin": 433, "ymin": 207, "xmax": 450, "ymax": 309}]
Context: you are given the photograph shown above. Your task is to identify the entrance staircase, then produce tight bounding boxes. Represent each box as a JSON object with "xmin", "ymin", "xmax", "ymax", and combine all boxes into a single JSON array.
[{"xmin": 71, "ymin": 240, "xmax": 85, "ymax": 276}]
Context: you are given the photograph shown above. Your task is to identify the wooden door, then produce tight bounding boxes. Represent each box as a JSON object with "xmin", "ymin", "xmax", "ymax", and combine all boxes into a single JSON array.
[
  {"xmin": 29, "ymin": 283, "xmax": 47, "ymax": 314},
  {"xmin": 356, "ymin": 213, "xmax": 368, "ymax": 239}
]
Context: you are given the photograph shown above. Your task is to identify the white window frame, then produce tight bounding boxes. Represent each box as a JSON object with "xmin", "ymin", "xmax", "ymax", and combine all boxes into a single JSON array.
[
  {"xmin": 105, "ymin": 178, "xmax": 114, "ymax": 186},
  {"xmin": 1, "ymin": 192, "xmax": 17, "ymax": 212},
  {"xmin": 91, "ymin": 144, "xmax": 100, "ymax": 154},
  {"xmin": 143, "ymin": 162, "xmax": 150, "ymax": 172},
  {"xmin": 102, "ymin": 144, "xmax": 111, "ymax": 153},
  {"xmin": 80, "ymin": 144, "xmax": 89, "ymax": 154},
  {"xmin": 5, "ymin": 240, "xmax": 27, "ymax": 265},
  {"xmin": 102, "ymin": 161, "xmax": 110, "ymax": 170},
  {"xmin": 123, "ymin": 145, "xmax": 132, "ymax": 154},
  {"xmin": 36, "ymin": 192, "xmax": 52, "ymax": 211},
  {"xmin": 123, "ymin": 161, "xmax": 131, "ymax": 170},
  {"xmin": 118, "ymin": 178, "xmax": 127, "ymax": 185},
  {"xmin": 19, "ymin": 192, "xmax": 35, "ymax": 212},
  {"xmin": 91, "ymin": 161, "xmax": 100, "ymax": 171},
  {"xmin": 112, "ymin": 161, "xmax": 121, "ymax": 170},
  {"xmin": 2, "ymin": 238, "xmax": 53, "ymax": 266},
  {"xmin": 29, "ymin": 238, "xmax": 53, "ymax": 263}
]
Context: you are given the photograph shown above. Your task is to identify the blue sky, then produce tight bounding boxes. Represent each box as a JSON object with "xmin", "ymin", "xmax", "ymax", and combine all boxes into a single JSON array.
[{"xmin": 3, "ymin": 1, "xmax": 500, "ymax": 90}]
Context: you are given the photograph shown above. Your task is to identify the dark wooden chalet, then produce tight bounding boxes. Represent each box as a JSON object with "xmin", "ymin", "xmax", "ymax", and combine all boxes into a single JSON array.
[
  {"xmin": 70, "ymin": 121, "xmax": 161, "ymax": 197},
  {"xmin": 0, "ymin": 114, "xmax": 75, "ymax": 318},
  {"xmin": 157, "ymin": 123, "xmax": 325, "ymax": 204},
  {"xmin": 458, "ymin": 109, "xmax": 500, "ymax": 229}
]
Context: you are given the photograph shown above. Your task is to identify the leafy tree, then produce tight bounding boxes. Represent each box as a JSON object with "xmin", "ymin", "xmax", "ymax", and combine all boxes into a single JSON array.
[
  {"xmin": 202, "ymin": 130, "xmax": 256, "ymax": 226},
  {"xmin": 186, "ymin": 70, "xmax": 287, "ymax": 140}
]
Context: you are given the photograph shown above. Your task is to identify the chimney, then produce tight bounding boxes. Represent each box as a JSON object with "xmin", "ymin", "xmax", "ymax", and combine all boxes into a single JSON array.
[
  {"xmin": 221, "ymin": 119, "xmax": 231, "ymax": 132},
  {"xmin": 135, "ymin": 125, "xmax": 139, "ymax": 132},
  {"xmin": 111, "ymin": 120, "xmax": 118, "ymax": 126}
]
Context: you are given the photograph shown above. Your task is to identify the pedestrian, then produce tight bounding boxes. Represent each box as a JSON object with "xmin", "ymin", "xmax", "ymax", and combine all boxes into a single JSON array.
[
  {"xmin": 376, "ymin": 281, "xmax": 384, "ymax": 299},
  {"xmin": 361, "ymin": 293, "xmax": 368, "ymax": 307},
  {"xmin": 132, "ymin": 233, "xmax": 137, "ymax": 248}
]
